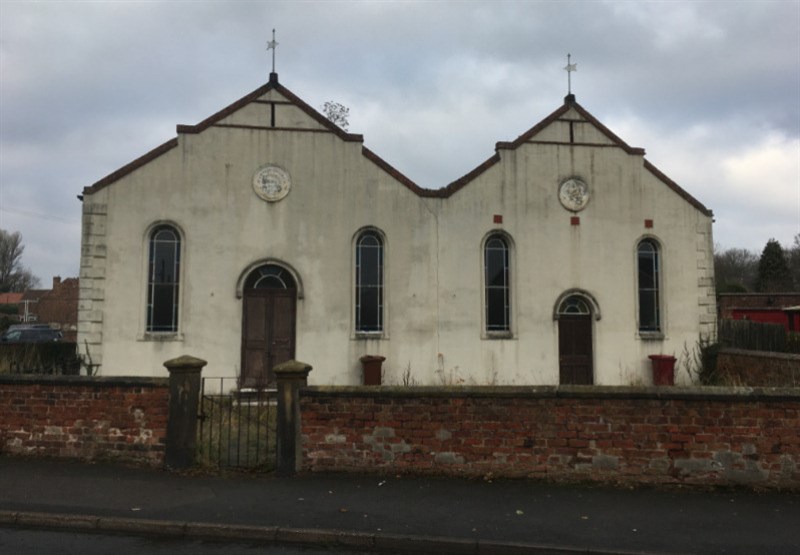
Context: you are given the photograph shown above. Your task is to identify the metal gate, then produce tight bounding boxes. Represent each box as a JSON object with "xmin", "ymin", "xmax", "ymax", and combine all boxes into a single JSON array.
[{"xmin": 197, "ymin": 377, "xmax": 277, "ymax": 470}]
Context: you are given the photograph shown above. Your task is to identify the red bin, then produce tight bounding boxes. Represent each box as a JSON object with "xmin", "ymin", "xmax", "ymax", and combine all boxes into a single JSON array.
[
  {"xmin": 360, "ymin": 355, "xmax": 385, "ymax": 386},
  {"xmin": 648, "ymin": 355, "xmax": 676, "ymax": 386}
]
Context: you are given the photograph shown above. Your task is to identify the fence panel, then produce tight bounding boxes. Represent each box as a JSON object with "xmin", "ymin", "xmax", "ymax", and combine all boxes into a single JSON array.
[
  {"xmin": 719, "ymin": 319, "xmax": 791, "ymax": 353},
  {"xmin": 197, "ymin": 377, "xmax": 277, "ymax": 470}
]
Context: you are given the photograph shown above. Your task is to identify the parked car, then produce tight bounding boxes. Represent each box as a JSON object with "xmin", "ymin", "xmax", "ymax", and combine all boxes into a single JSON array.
[{"xmin": 1, "ymin": 325, "xmax": 63, "ymax": 343}]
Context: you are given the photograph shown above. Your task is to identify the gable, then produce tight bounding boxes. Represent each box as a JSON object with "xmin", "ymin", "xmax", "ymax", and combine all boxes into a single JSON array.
[
  {"xmin": 83, "ymin": 74, "xmax": 426, "ymax": 197},
  {"xmin": 81, "ymin": 80, "xmax": 710, "ymax": 217},
  {"xmin": 215, "ymin": 90, "xmax": 327, "ymax": 130},
  {"xmin": 520, "ymin": 106, "xmax": 621, "ymax": 147},
  {"xmin": 441, "ymin": 97, "xmax": 711, "ymax": 216}
]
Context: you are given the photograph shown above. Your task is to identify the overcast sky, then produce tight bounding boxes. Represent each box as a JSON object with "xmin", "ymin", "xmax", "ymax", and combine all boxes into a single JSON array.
[{"xmin": 1, "ymin": 0, "xmax": 798, "ymax": 285}]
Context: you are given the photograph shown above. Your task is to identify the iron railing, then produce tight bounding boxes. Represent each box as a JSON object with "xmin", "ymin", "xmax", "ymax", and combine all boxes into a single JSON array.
[{"xmin": 197, "ymin": 377, "xmax": 277, "ymax": 470}]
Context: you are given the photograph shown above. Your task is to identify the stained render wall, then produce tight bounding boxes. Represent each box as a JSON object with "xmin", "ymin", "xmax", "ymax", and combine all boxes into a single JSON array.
[{"xmin": 78, "ymin": 86, "xmax": 715, "ymax": 386}]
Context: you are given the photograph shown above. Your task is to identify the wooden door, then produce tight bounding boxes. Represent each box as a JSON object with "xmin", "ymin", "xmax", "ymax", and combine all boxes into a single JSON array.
[
  {"xmin": 241, "ymin": 289, "xmax": 296, "ymax": 387},
  {"xmin": 558, "ymin": 315, "xmax": 593, "ymax": 385}
]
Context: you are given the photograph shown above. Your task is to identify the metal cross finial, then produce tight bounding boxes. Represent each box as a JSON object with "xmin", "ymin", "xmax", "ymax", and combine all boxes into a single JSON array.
[
  {"xmin": 267, "ymin": 29, "xmax": 278, "ymax": 73},
  {"xmin": 563, "ymin": 53, "xmax": 577, "ymax": 94}
]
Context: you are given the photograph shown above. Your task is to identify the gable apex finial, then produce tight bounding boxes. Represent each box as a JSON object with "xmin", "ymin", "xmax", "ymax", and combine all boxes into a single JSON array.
[
  {"xmin": 563, "ymin": 53, "xmax": 577, "ymax": 101},
  {"xmin": 267, "ymin": 28, "xmax": 279, "ymax": 83}
]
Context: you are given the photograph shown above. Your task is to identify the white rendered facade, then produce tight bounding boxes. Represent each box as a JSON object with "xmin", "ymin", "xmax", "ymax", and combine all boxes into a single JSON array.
[{"xmin": 78, "ymin": 74, "xmax": 716, "ymax": 385}]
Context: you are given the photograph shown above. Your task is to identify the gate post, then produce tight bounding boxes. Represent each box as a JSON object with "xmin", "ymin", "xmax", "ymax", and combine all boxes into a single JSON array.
[
  {"xmin": 164, "ymin": 355, "xmax": 207, "ymax": 469},
  {"xmin": 274, "ymin": 360, "xmax": 312, "ymax": 476}
]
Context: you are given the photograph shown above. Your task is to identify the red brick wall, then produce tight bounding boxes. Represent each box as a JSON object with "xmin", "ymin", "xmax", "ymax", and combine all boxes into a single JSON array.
[
  {"xmin": 0, "ymin": 375, "xmax": 169, "ymax": 465},
  {"xmin": 717, "ymin": 349, "xmax": 800, "ymax": 387},
  {"xmin": 34, "ymin": 277, "xmax": 80, "ymax": 341},
  {"xmin": 301, "ymin": 387, "xmax": 800, "ymax": 489}
]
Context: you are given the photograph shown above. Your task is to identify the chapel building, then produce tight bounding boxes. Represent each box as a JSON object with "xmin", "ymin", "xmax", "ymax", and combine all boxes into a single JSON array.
[{"xmin": 78, "ymin": 71, "xmax": 716, "ymax": 385}]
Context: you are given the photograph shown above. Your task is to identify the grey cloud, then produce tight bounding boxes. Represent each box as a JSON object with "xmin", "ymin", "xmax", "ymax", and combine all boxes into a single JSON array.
[{"xmin": 1, "ymin": 0, "xmax": 798, "ymax": 281}]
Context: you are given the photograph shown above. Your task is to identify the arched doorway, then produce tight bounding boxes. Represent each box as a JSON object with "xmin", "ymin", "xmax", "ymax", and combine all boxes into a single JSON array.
[
  {"xmin": 241, "ymin": 264, "xmax": 296, "ymax": 387},
  {"xmin": 557, "ymin": 295, "xmax": 594, "ymax": 385}
]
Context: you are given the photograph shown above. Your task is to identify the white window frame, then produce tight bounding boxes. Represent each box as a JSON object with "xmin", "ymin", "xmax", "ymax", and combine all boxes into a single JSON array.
[
  {"xmin": 353, "ymin": 227, "xmax": 387, "ymax": 338},
  {"xmin": 636, "ymin": 236, "xmax": 665, "ymax": 339},
  {"xmin": 139, "ymin": 222, "xmax": 185, "ymax": 341},
  {"xmin": 481, "ymin": 231, "xmax": 514, "ymax": 339}
]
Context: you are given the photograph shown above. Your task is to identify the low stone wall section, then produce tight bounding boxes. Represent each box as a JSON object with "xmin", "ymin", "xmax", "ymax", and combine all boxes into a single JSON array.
[
  {"xmin": 301, "ymin": 386, "xmax": 800, "ymax": 489},
  {"xmin": 0, "ymin": 375, "xmax": 169, "ymax": 465},
  {"xmin": 717, "ymin": 348, "xmax": 800, "ymax": 387}
]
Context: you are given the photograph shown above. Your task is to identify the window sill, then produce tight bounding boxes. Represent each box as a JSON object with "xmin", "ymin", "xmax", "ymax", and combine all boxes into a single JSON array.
[
  {"xmin": 638, "ymin": 331, "xmax": 665, "ymax": 341},
  {"xmin": 483, "ymin": 331, "xmax": 514, "ymax": 340},
  {"xmin": 138, "ymin": 332, "xmax": 184, "ymax": 342},
  {"xmin": 353, "ymin": 332, "xmax": 386, "ymax": 340}
]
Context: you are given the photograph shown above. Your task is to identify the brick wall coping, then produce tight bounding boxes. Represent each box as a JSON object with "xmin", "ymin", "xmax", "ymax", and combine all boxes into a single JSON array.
[
  {"xmin": 303, "ymin": 384, "xmax": 800, "ymax": 402},
  {"xmin": 0, "ymin": 375, "xmax": 168, "ymax": 388},
  {"xmin": 720, "ymin": 347, "xmax": 800, "ymax": 362}
]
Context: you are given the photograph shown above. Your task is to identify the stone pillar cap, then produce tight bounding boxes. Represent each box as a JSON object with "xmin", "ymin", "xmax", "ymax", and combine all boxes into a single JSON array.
[
  {"xmin": 273, "ymin": 360, "xmax": 313, "ymax": 376},
  {"xmin": 164, "ymin": 355, "xmax": 208, "ymax": 371}
]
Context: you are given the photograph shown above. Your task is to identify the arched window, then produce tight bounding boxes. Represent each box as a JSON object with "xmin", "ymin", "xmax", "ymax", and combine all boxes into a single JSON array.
[
  {"xmin": 244, "ymin": 264, "xmax": 296, "ymax": 290},
  {"xmin": 147, "ymin": 225, "xmax": 181, "ymax": 332},
  {"xmin": 637, "ymin": 239, "xmax": 661, "ymax": 332},
  {"xmin": 558, "ymin": 296, "xmax": 591, "ymax": 316},
  {"xmin": 355, "ymin": 230, "xmax": 383, "ymax": 332},
  {"xmin": 484, "ymin": 234, "xmax": 510, "ymax": 332}
]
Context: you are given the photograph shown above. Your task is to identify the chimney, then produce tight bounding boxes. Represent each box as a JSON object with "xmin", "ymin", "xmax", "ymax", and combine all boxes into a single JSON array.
[{"xmin": 53, "ymin": 276, "xmax": 61, "ymax": 289}]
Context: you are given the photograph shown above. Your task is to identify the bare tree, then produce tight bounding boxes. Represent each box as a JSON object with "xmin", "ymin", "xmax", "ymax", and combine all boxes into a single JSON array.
[
  {"xmin": 0, "ymin": 229, "xmax": 40, "ymax": 293},
  {"xmin": 789, "ymin": 234, "xmax": 800, "ymax": 291},
  {"xmin": 714, "ymin": 244, "xmax": 758, "ymax": 293},
  {"xmin": 321, "ymin": 101, "xmax": 350, "ymax": 131}
]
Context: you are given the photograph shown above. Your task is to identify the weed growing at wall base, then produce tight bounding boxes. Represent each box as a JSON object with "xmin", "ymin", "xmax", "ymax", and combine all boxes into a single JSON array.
[{"xmin": 680, "ymin": 333, "xmax": 720, "ymax": 385}]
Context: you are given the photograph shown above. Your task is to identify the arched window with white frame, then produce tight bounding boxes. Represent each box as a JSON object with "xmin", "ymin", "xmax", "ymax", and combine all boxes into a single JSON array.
[
  {"xmin": 355, "ymin": 230, "xmax": 384, "ymax": 333},
  {"xmin": 484, "ymin": 233, "xmax": 510, "ymax": 333},
  {"xmin": 637, "ymin": 238, "xmax": 661, "ymax": 333},
  {"xmin": 147, "ymin": 225, "xmax": 181, "ymax": 332}
]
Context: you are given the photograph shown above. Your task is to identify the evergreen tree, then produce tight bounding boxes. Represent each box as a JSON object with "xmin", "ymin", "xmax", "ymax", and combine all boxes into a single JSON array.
[{"xmin": 756, "ymin": 238, "xmax": 794, "ymax": 292}]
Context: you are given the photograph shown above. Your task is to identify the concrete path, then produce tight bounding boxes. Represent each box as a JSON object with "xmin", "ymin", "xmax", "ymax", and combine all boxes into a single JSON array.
[{"xmin": 0, "ymin": 458, "xmax": 798, "ymax": 554}]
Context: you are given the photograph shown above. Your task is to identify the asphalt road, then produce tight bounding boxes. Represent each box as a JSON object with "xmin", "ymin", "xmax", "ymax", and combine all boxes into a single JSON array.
[
  {"xmin": 1, "ymin": 458, "xmax": 799, "ymax": 554},
  {"xmin": 0, "ymin": 528, "xmax": 371, "ymax": 555}
]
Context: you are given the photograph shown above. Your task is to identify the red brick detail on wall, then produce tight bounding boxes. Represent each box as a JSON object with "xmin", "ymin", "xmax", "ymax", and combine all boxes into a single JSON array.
[
  {"xmin": 300, "ymin": 387, "xmax": 800, "ymax": 489},
  {"xmin": 0, "ymin": 376, "xmax": 169, "ymax": 466},
  {"xmin": 493, "ymin": 215, "xmax": 503, "ymax": 224},
  {"xmin": 644, "ymin": 219, "xmax": 653, "ymax": 228},
  {"xmin": 570, "ymin": 216, "xmax": 580, "ymax": 226}
]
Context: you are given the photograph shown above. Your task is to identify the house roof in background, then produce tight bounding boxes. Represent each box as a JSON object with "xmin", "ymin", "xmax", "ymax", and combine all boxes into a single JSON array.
[{"xmin": 0, "ymin": 293, "xmax": 23, "ymax": 305}]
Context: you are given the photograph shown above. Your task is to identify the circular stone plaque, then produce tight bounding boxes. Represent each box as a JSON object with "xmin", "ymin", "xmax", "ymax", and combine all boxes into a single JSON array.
[
  {"xmin": 253, "ymin": 164, "xmax": 291, "ymax": 202},
  {"xmin": 558, "ymin": 178, "xmax": 590, "ymax": 212}
]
